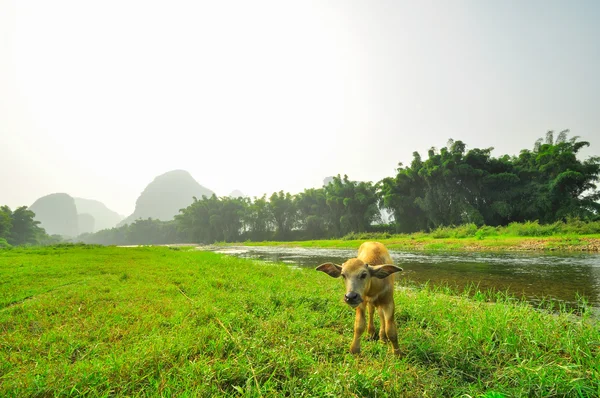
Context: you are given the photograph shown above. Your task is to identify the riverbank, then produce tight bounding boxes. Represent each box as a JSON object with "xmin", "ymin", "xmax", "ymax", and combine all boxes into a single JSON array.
[
  {"xmin": 1, "ymin": 245, "xmax": 598, "ymax": 396},
  {"xmin": 225, "ymin": 234, "xmax": 600, "ymax": 252}
]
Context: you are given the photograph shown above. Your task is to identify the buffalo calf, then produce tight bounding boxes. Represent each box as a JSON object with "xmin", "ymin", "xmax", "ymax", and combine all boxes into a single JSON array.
[{"xmin": 316, "ymin": 241, "xmax": 402, "ymax": 354}]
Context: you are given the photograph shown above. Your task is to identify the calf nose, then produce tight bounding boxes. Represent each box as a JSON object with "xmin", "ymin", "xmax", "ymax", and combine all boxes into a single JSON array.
[{"xmin": 345, "ymin": 292, "xmax": 359, "ymax": 302}]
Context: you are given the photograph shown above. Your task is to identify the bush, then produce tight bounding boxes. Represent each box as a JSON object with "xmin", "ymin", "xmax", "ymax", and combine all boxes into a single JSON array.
[
  {"xmin": 398, "ymin": 220, "xmax": 600, "ymax": 240},
  {"xmin": 505, "ymin": 220, "xmax": 560, "ymax": 236},
  {"xmin": 430, "ymin": 224, "xmax": 478, "ymax": 239},
  {"xmin": 453, "ymin": 223, "xmax": 478, "ymax": 238},
  {"xmin": 341, "ymin": 232, "xmax": 392, "ymax": 241},
  {"xmin": 475, "ymin": 225, "xmax": 499, "ymax": 240},
  {"xmin": 561, "ymin": 218, "xmax": 600, "ymax": 234},
  {"xmin": 430, "ymin": 226, "xmax": 453, "ymax": 239}
]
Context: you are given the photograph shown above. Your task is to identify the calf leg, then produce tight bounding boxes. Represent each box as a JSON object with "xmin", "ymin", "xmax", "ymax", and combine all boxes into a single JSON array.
[
  {"xmin": 350, "ymin": 304, "xmax": 366, "ymax": 354},
  {"xmin": 367, "ymin": 303, "xmax": 378, "ymax": 340},
  {"xmin": 377, "ymin": 306, "xmax": 388, "ymax": 342},
  {"xmin": 382, "ymin": 302, "xmax": 400, "ymax": 355}
]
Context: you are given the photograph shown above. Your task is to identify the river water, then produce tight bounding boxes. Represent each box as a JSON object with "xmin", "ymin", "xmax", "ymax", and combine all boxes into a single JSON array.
[{"xmin": 207, "ymin": 245, "xmax": 600, "ymax": 310}]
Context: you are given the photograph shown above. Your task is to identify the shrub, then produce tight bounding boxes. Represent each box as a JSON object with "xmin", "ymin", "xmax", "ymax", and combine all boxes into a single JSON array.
[{"xmin": 475, "ymin": 225, "xmax": 499, "ymax": 240}]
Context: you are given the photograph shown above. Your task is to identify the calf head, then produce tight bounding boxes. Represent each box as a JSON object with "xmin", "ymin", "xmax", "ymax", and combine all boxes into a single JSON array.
[{"xmin": 316, "ymin": 259, "xmax": 403, "ymax": 308}]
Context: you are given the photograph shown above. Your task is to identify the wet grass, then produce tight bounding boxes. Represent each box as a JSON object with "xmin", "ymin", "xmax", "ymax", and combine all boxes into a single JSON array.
[{"xmin": 1, "ymin": 245, "xmax": 599, "ymax": 396}]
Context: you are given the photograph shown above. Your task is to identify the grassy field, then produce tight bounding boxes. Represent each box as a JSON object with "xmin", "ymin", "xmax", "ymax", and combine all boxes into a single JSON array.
[{"xmin": 1, "ymin": 245, "xmax": 599, "ymax": 397}]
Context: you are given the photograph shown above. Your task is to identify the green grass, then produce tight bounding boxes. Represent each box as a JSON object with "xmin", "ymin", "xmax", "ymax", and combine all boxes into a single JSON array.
[{"xmin": 1, "ymin": 245, "xmax": 599, "ymax": 396}]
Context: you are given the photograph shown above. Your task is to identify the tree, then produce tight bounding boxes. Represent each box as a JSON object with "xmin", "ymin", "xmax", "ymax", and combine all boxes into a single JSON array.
[
  {"xmin": 243, "ymin": 195, "xmax": 273, "ymax": 240},
  {"xmin": 176, "ymin": 195, "xmax": 219, "ymax": 243},
  {"xmin": 218, "ymin": 196, "xmax": 246, "ymax": 242},
  {"xmin": 295, "ymin": 188, "xmax": 329, "ymax": 239},
  {"xmin": 380, "ymin": 154, "xmax": 429, "ymax": 232},
  {"xmin": 268, "ymin": 191, "xmax": 296, "ymax": 240},
  {"xmin": 324, "ymin": 175, "xmax": 381, "ymax": 235},
  {"xmin": 174, "ymin": 195, "xmax": 248, "ymax": 243},
  {"xmin": 0, "ymin": 206, "xmax": 12, "ymax": 240},
  {"xmin": 514, "ymin": 130, "xmax": 600, "ymax": 222},
  {"xmin": 8, "ymin": 206, "xmax": 45, "ymax": 245},
  {"xmin": 380, "ymin": 132, "xmax": 600, "ymax": 232}
]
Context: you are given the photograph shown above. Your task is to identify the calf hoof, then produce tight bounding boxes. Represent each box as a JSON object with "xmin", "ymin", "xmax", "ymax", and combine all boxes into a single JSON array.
[
  {"xmin": 350, "ymin": 345, "xmax": 361, "ymax": 355},
  {"xmin": 367, "ymin": 333, "xmax": 379, "ymax": 341}
]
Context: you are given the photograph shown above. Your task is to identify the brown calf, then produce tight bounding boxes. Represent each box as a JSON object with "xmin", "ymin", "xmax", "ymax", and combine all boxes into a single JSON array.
[{"xmin": 316, "ymin": 241, "xmax": 402, "ymax": 355}]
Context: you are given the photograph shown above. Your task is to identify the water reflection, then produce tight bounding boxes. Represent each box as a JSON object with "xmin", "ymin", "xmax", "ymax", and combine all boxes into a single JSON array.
[{"xmin": 208, "ymin": 246, "xmax": 600, "ymax": 309}]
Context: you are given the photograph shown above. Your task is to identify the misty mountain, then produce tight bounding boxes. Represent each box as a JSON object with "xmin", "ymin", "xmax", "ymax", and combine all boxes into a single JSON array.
[
  {"xmin": 118, "ymin": 170, "xmax": 214, "ymax": 226},
  {"xmin": 78, "ymin": 213, "xmax": 95, "ymax": 234},
  {"xmin": 228, "ymin": 190, "xmax": 246, "ymax": 198},
  {"xmin": 30, "ymin": 193, "xmax": 79, "ymax": 237},
  {"xmin": 74, "ymin": 197, "xmax": 123, "ymax": 232}
]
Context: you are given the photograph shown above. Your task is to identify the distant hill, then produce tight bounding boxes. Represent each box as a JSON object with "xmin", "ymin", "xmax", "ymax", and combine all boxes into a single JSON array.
[
  {"xmin": 77, "ymin": 213, "xmax": 95, "ymax": 234},
  {"xmin": 30, "ymin": 193, "xmax": 79, "ymax": 237},
  {"xmin": 228, "ymin": 190, "xmax": 246, "ymax": 198},
  {"xmin": 119, "ymin": 170, "xmax": 214, "ymax": 226},
  {"xmin": 74, "ymin": 197, "xmax": 123, "ymax": 232}
]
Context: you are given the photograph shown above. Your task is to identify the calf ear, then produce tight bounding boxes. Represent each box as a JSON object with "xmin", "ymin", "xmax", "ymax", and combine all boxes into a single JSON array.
[
  {"xmin": 369, "ymin": 264, "xmax": 403, "ymax": 279},
  {"xmin": 316, "ymin": 263, "xmax": 343, "ymax": 278}
]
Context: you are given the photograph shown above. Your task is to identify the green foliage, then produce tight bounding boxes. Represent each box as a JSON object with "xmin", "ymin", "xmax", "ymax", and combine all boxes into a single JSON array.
[
  {"xmin": 295, "ymin": 188, "xmax": 329, "ymax": 239},
  {"xmin": 175, "ymin": 195, "xmax": 247, "ymax": 244},
  {"xmin": 381, "ymin": 132, "xmax": 600, "ymax": 233},
  {"xmin": 0, "ymin": 205, "xmax": 50, "ymax": 246},
  {"xmin": 431, "ymin": 223, "xmax": 478, "ymax": 239},
  {"xmin": 500, "ymin": 219, "xmax": 600, "ymax": 237},
  {"xmin": 325, "ymin": 175, "xmax": 381, "ymax": 235},
  {"xmin": 0, "ymin": 207, "xmax": 11, "ymax": 238},
  {"xmin": 419, "ymin": 219, "xmax": 600, "ymax": 240},
  {"xmin": 505, "ymin": 220, "xmax": 561, "ymax": 237},
  {"xmin": 242, "ymin": 194, "xmax": 272, "ymax": 240},
  {"xmin": 380, "ymin": 152, "xmax": 429, "ymax": 233},
  {"xmin": 1, "ymin": 246, "xmax": 598, "ymax": 396},
  {"xmin": 268, "ymin": 191, "xmax": 296, "ymax": 240},
  {"xmin": 341, "ymin": 231, "xmax": 392, "ymax": 241},
  {"xmin": 475, "ymin": 225, "xmax": 500, "ymax": 240}
]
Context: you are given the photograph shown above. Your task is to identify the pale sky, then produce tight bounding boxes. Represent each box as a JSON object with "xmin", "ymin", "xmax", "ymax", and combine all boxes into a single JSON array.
[{"xmin": 1, "ymin": 0, "xmax": 599, "ymax": 216}]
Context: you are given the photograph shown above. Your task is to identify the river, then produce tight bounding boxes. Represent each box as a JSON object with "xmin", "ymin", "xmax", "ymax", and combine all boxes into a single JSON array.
[{"xmin": 206, "ymin": 245, "xmax": 600, "ymax": 310}]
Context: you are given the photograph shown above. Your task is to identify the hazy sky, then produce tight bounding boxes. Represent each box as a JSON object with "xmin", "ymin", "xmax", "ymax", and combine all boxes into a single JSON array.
[{"xmin": 1, "ymin": 0, "xmax": 599, "ymax": 216}]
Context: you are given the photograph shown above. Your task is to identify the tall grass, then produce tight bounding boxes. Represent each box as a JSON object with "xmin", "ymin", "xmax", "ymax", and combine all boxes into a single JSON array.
[
  {"xmin": 425, "ymin": 219, "xmax": 600, "ymax": 239},
  {"xmin": 339, "ymin": 219, "xmax": 600, "ymax": 240},
  {"xmin": 1, "ymin": 246, "xmax": 598, "ymax": 396}
]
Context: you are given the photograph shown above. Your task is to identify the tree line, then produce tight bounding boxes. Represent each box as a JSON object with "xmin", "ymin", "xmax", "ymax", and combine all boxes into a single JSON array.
[
  {"xmin": 381, "ymin": 131, "xmax": 600, "ymax": 232},
  {"xmin": 3, "ymin": 131, "xmax": 600, "ymax": 246},
  {"xmin": 77, "ymin": 174, "xmax": 382, "ymax": 245}
]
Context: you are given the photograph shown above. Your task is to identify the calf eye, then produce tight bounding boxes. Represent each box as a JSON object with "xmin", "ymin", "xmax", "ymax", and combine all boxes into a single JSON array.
[{"xmin": 360, "ymin": 273, "xmax": 367, "ymax": 279}]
